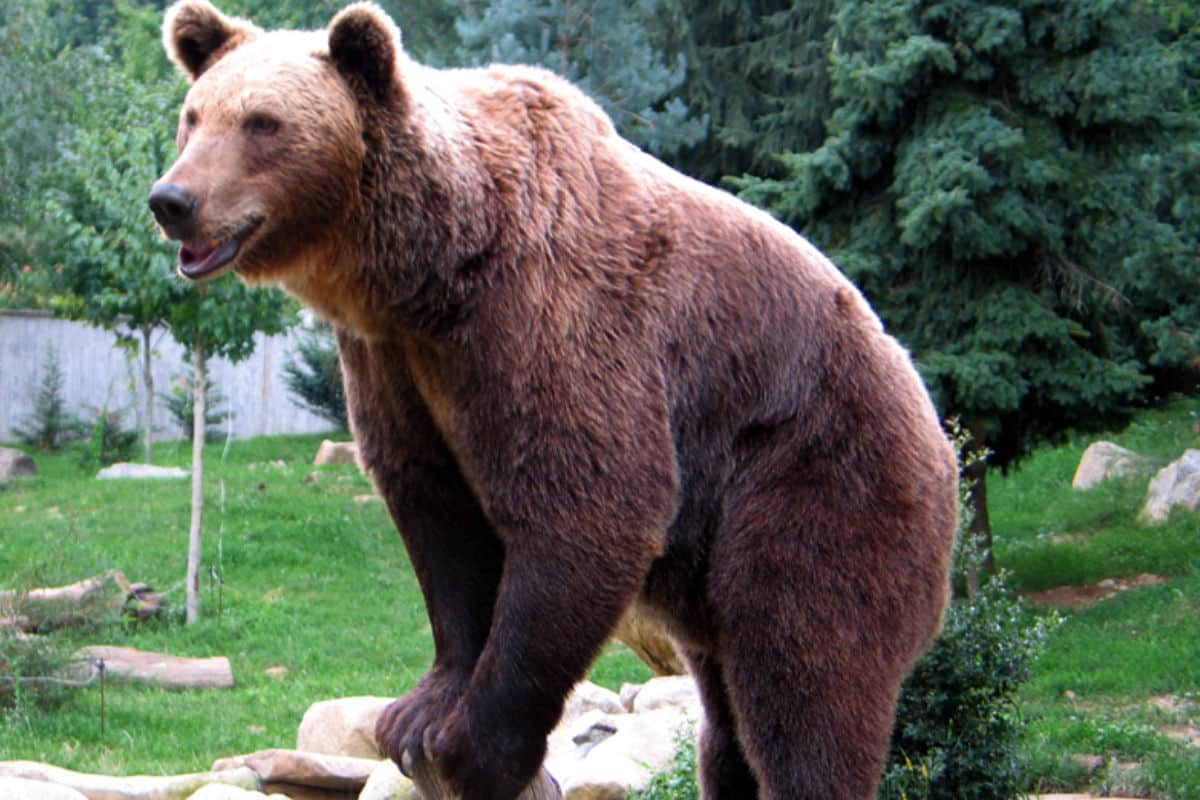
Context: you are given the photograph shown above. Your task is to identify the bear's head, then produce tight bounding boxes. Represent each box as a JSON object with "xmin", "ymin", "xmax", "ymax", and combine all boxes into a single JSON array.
[{"xmin": 149, "ymin": 0, "xmax": 404, "ymax": 290}]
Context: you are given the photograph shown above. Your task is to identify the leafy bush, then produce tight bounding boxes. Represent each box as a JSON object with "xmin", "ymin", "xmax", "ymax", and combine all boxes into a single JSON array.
[
  {"xmin": 629, "ymin": 732, "xmax": 699, "ymax": 800},
  {"xmin": 79, "ymin": 404, "xmax": 138, "ymax": 467},
  {"xmin": 283, "ymin": 321, "xmax": 347, "ymax": 430},
  {"xmin": 880, "ymin": 428, "xmax": 1058, "ymax": 800},
  {"xmin": 633, "ymin": 426, "xmax": 1056, "ymax": 800},
  {"xmin": 11, "ymin": 345, "xmax": 84, "ymax": 450},
  {"xmin": 0, "ymin": 629, "xmax": 80, "ymax": 713},
  {"xmin": 158, "ymin": 370, "xmax": 231, "ymax": 442}
]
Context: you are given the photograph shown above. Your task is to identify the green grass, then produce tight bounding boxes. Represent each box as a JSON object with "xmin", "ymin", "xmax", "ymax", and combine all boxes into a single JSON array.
[
  {"xmin": 3, "ymin": 398, "xmax": 1198, "ymax": 796},
  {"xmin": 992, "ymin": 396, "xmax": 1200, "ymax": 799},
  {"xmin": 0, "ymin": 434, "xmax": 648, "ymax": 774},
  {"xmin": 991, "ymin": 396, "xmax": 1200, "ymax": 592}
]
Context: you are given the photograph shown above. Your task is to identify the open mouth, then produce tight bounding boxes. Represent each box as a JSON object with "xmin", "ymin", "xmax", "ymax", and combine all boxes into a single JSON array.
[{"xmin": 178, "ymin": 219, "xmax": 262, "ymax": 280}]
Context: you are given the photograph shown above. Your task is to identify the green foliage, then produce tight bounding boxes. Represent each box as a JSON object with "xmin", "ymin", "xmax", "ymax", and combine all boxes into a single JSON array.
[
  {"xmin": 664, "ymin": 1, "xmax": 837, "ymax": 181},
  {"xmin": 80, "ymin": 404, "xmax": 140, "ymax": 468},
  {"xmin": 991, "ymin": 395, "xmax": 1200, "ymax": 591},
  {"xmin": 884, "ymin": 570, "xmax": 1056, "ymax": 800},
  {"xmin": 158, "ymin": 370, "xmax": 232, "ymax": 442},
  {"xmin": 628, "ymin": 732, "xmax": 698, "ymax": 800},
  {"xmin": 282, "ymin": 321, "xmax": 348, "ymax": 431},
  {"xmin": 0, "ymin": 629, "xmax": 80, "ymax": 713},
  {"xmin": 455, "ymin": 0, "xmax": 706, "ymax": 156},
  {"xmin": 733, "ymin": 0, "xmax": 1200, "ymax": 471},
  {"xmin": 11, "ymin": 345, "xmax": 85, "ymax": 451},
  {"xmin": 879, "ymin": 425, "xmax": 1056, "ymax": 800}
]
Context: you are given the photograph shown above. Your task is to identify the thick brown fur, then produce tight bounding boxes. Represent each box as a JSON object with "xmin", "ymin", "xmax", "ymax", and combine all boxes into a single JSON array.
[{"xmin": 153, "ymin": 4, "xmax": 959, "ymax": 799}]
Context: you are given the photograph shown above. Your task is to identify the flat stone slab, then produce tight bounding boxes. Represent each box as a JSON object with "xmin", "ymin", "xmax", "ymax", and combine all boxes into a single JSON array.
[
  {"xmin": 211, "ymin": 750, "xmax": 381, "ymax": 792},
  {"xmin": 0, "ymin": 776, "xmax": 87, "ymax": 800},
  {"xmin": 0, "ymin": 761, "xmax": 259, "ymax": 800},
  {"xmin": 96, "ymin": 463, "xmax": 189, "ymax": 480}
]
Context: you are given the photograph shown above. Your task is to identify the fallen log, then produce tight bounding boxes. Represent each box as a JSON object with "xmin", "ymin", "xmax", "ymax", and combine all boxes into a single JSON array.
[
  {"xmin": 0, "ymin": 571, "xmax": 160, "ymax": 633},
  {"xmin": 70, "ymin": 646, "xmax": 234, "ymax": 690}
]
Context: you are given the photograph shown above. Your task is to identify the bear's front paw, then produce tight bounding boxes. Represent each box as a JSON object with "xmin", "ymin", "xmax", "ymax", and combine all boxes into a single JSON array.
[
  {"xmin": 425, "ymin": 705, "xmax": 547, "ymax": 800},
  {"xmin": 375, "ymin": 669, "xmax": 466, "ymax": 775}
]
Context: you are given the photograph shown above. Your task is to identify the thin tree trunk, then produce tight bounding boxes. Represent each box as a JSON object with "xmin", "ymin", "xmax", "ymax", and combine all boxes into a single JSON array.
[
  {"xmin": 962, "ymin": 423, "xmax": 995, "ymax": 597},
  {"xmin": 142, "ymin": 325, "xmax": 154, "ymax": 464},
  {"xmin": 186, "ymin": 340, "xmax": 207, "ymax": 625}
]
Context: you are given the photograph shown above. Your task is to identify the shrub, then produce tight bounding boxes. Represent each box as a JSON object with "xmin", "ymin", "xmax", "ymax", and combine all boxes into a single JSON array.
[
  {"xmin": 158, "ymin": 370, "xmax": 231, "ymax": 442},
  {"xmin": 78, "ymin": 404, "xmax": 138, "ymax": 468},
  {"xmin": 282, "ymin": 320, "xmax": 347, "ymax": 430},
  {"xmin": 633, "ymin": 425, "xmax": 1056, "ymax": 800},
  {"xmin": 11, "ymin": 345, "xmax": 84, "ymax": 450},
  {"xmin": 880, "ymin": 427, "xmax": 1058, "ymax": 800},
  {"xmin": 629, "ymin": 732, "xmax": 699, "ymax": 800}
]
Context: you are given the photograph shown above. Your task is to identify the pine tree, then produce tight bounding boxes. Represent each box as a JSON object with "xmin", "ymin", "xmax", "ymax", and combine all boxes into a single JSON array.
[
  {"xmin": 734, "ymin": 0, "xmax": 1200, "ymax": 549},
  {"xmin": 665, "ymin": 0, "xmax": 837, "ymax": 181},
  {"xmin": 455, "ymin": 0, "xmax": 706, "ymax": 157}
]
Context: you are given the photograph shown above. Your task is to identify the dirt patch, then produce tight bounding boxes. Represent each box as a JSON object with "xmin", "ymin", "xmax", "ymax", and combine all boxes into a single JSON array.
[
  {"xmin": 1022, "ymin": 574, "xmax": 1168, "ymax": 610},
  {"xmin": 1163, "ymin": 723, "xmax": 1200, "ymax": 748}
]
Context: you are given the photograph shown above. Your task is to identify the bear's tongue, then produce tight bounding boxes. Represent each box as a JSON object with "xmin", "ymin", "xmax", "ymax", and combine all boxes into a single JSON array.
[{"xmin": 178, "ymin": 237, "xmax": 240, "ymax": 280}]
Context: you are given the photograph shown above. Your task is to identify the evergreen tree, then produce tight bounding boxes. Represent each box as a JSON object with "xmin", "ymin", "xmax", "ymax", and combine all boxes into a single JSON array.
[
  {"xmin": 734, "ymin": 0, "xmax": 1200, "ymax": 548},
  {"xmin": 665, "ymin": 0, "xmax": 837, "ymax": 181},
  {"xmin": 455, "ymin": 0, "xmax": 706, "ymax": 156},
  {"xmin": 283, "ymin": 320, "xmax": 348, "ymax": 430}
]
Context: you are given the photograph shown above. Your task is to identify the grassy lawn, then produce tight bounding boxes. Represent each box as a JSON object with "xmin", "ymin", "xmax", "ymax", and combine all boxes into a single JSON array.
[
  {"xmin": 992, "ymin": 395, "xmax": 1200, "ymax": 798},
  {"xmin": 2, "ymin": 398, "xmax": 1198, "ymax": 797},
  {"xmin": 0, "ymin": 433, "xmax": 649, "ymax": 775}
]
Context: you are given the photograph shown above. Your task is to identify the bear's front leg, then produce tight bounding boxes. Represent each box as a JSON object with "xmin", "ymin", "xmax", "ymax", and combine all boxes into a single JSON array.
[
  {"xmin": 423, "ymin": 497, "xmax": 675, "ymax": 800},
  {"xmin": 371, "ymin": 464, "xmax": 505, "ymax": 773}
]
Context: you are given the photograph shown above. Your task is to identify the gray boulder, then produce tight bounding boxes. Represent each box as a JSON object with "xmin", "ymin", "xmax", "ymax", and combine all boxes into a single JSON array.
[
  {"xmin": 1072, "ymin": 441, "xmax": 1147, "ymax": 490},
  {"xmin": 0, "ymin": 448, "xmax": 36, "ymax": 480},
  {"xmin": 1140, "ymin": 449, "xmax": 1200, "ymax": 524}
]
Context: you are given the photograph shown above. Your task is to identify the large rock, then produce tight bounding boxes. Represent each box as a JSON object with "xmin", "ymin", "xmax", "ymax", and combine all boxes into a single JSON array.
[
  {"xmin": 313, "ymin": 441, "xmax": 358, "ymax": 467},
  {"xmin": 186, "ymin": 786, "xmax": 290, "ymax": 800},
  {"xmin": 0, "ymin": 777, "xmax": 87, "ymax": 800},
  {"xmin": 1140, "ymin": 449, "xmax": 1200, "ymax": 524},
  {"xmin": 296, "ymin": 697, "xmax": 391, "ymax": 759},
  {"xmin": 357, "ymin": 761, "xmax": 419, "ymax": 800},
  {"xmin": 542, "ymin": 677, "xmax": 702, "ymax": 799},
  {"xmin": 546, "ymin": 707, "xmax": 693, "ymax": 800},
  {"xmin": 211, "ymin": 750, "xmax": 379, "ymax": 793},
  {"xmin": 560, "ymin": 682, "xmax": 625, "ymax": 725},
  {"xmin": 0, "ymin": 448, "xmax": 37, "ymax": 480},
  {"xmin": 1072, "ymin": 441, "xmax": 1147, "ymax": 490},
  {"xmin": 95, "ymin": 463, "xmax": 189, "ymax": 480},
  {"xmin": 0, "ymin": 761, "xmax": 259, "ymax": 800},
  {"xmin": 627, "ymin": 675, "xmax": 702, "ymax": 720}
]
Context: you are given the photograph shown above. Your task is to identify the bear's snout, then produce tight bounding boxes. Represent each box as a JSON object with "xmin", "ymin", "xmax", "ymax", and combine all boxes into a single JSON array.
[{"xmin": 149, "ymin": 182, "xmax": 199, "ymax": 236}]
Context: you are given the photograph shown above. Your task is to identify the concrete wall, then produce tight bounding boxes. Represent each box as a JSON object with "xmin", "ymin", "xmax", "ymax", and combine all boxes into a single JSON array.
[{"xmin": 0, "ymin": 309, "xmax": 337, "ymax": 444}]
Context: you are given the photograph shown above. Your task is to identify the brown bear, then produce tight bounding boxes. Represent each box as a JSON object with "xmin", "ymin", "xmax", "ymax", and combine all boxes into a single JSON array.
[{"xmin": 149, "ymin": 3, "xmax": 959, "ymax": 798}]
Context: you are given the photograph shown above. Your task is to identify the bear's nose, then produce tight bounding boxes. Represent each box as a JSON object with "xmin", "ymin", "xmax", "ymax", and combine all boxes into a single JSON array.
[{"xmin": 148, "ymin": 183, "xmax": 199, "ymax": 231}]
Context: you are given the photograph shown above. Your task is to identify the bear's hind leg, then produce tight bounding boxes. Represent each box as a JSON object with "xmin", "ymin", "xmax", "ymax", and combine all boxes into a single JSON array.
[
  {"xmin": 711, "ymin": 478, "xmax": 934, "ymax": 799},
  {"xmin": 683, "ymin": 649, "xmax": 759, "ymax": 799}
]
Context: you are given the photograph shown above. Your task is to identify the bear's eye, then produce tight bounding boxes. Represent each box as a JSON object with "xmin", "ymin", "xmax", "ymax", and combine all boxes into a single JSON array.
[
  {"xmin": 184, "ymin": 109, "xmax": 198, "ymax": 129},
  {"xmin": 243, "ymin": 114, "xmax": 281, "ymax": 137}
]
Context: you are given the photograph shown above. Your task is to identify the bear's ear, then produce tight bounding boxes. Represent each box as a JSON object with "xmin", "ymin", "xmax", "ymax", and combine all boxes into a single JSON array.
[
  {"xmin": 163, "ymin": 0, "xmax": 259, "ymax": 82},
  {"xmin": 328, "ymin": 3, "xmax": 402, "ymax": 103}
]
